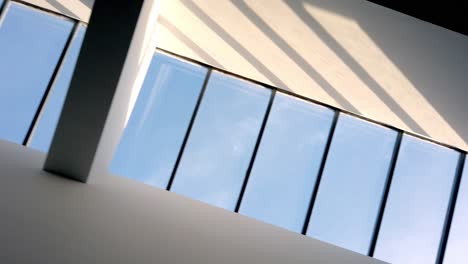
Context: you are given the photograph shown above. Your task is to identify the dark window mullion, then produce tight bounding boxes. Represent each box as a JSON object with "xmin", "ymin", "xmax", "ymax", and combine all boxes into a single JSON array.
[
  {"xmin": 234, "ymin": 89, "xmax": 276, "ymax": 213},
  {"xmin": 166, "ymin": 69, "xmax": 213, "ymax": 190},
  {"xmin": 23, "ymin": 21, "xmax": 80, "ymax": 146},
  {"xmin": 0, "ymin": 0, "xmax": 10, "ymax": 23},
  {"xmin": 368, "ymin": 131, "xmax": 403, "ymax": 257},
  {"xmin": 436, "ymin": 152, "xmax": 466, "ymax": 264},
  {"xmin": 301, "ymin": 110, "xmax": 340, "ymax": 235}
]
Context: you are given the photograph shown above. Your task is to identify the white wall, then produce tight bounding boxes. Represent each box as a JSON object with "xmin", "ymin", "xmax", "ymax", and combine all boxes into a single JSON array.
[
  {"xmin": 18, "ymin": 0, "xmax": 93, "ymax": 21},
  {"xmin": 17, "ymin": 0, "xmax": 468, "ymax": 149},
  {"xmin": 157, "ymin": 0, "xmax": 468, "ymax": 150},
  {"xmin": 0, "ymin": 140, "xmax": 386, "ymax": 264}
]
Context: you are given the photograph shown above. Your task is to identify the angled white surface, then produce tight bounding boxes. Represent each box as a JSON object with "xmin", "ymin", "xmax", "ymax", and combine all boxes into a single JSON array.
[{"xmin": 0, "ymin": 140, "xmax": 387, "ymax": 264}]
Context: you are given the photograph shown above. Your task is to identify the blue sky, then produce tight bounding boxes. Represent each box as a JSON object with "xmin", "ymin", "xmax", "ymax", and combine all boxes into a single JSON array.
[
  {"xmin": 170, "ymin": 72, "xmax": 271, "ymax": 210},
  {"xmin": 111, "ymin": 53, "xmax": 207, "ymax": 188},
  {"xmin": 29, "ymin": 25, "xmax": 86, "ymax": 152},
  {"xmin": 374, "ymin": 136, "xmax": 460, "ymax": 263},
  {"xmin": 0, "ymin": 2, "xmax": 73, "ymax": 144},
  {"xmin": 112, "ymin": 54, "xmax": 465, "ymax": 263},
  {"xmin": 307, "ymin": 114, "xmax": 397, "ymax": 254},
  {"xmin": 239, "ymin": 93, "xmax": 334, "ymax": 233},
  {"xmin": 444, "ymin": 158, "xmax": 468, "ymax": 264},
  {"xmin": 110, "ymin": 52, "xmax": 466, "ymax": 262}
]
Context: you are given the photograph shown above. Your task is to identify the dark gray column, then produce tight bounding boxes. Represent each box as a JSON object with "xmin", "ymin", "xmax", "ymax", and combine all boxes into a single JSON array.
[{"xmin": 44, "ymin": 0, "xmax": 159, "ymax": 183}]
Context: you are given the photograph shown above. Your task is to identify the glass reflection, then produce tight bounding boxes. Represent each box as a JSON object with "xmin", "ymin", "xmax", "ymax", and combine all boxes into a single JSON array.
[
  {"xmin": 374, "ymin": 135, "xmax": 459, "ymax": 264},
  {"xmin": 239, "ymin": 93, "xmax": 334, "ymax": 232},
  {"xmin": 29, "ymin": 25, "xmax": 86, "ymax": 152},
  {"xmin": 0, "ymin": 2, "xmax": 73, "ymax": 144},
  {"xmin": 307, "ymin": 114, "xmax": 397, "ymax": 254},
  {"xmin": 443, "ymin": 158, "xmax": 468, "ymax": 264},
  {"xmin": 110, "ymin": 53, "xmax": 208, "ymax": 188},
  {"xmin": 170, "ymin": 72, "xmax": 271, "ymax": 210}
]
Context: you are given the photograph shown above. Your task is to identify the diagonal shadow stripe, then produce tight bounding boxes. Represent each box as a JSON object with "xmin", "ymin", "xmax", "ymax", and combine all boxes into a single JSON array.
[
  {"xmin": 158, "ymin": 16, "xmax": 224, "ymax": 69},
  {"xmin": 231, "ymin": 0, "xmax": 360, "ymax": 113},
  {"xmin": 285, "ymin": 0, "xmax": 427, "ymax": 135},
  {"xmin": 180, "ymin": 0, "xmax": 290, "ymax": 91}
]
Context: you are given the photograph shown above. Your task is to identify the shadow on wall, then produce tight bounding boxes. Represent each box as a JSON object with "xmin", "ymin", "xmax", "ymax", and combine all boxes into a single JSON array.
[
  {"xmin": 175, "ymin": 0, "xmax": 291, "ymax": 95},
  {"xmin": 228, "ymin": 0, "xmax": 360, "ymax": 114},
  {"xmin": 168, "ymin": 0, "xmax": 433, "ymax": 136},
  {"xmin": 282, "ymin": 0, "xmax": 427, "ymax": 136},
  {"xmin": 157, "ymin": 16, "xmax": 224, "ymax": 69},
  {"xmin": 43, "ymin": 0, "xmax": 467, "ymax": 148},
  {"xmin": 45, "ymin": 0, "xmax": 94, "ymax": 20},
  {"xmin": 160, "ymin": 0, "xmax": 468, "ymax": 148},
  {"xmin": 295, "ymin": 0, "xmax": 468, "ymax": 144},
  {"xmin": 175, "ymin": 0, "xmax": 361, "ymax": 114}
]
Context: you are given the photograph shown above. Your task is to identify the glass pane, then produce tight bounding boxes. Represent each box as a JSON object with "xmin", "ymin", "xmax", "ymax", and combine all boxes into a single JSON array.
[
  {"xmin": 170, "ymin": 72, "xmax": 271, "ymax": 210},
  {"xmin": 238, "ymin": 93, "xmax": 334, "ymax": 232},
  {"xmin": 110, "ymin": 53, "xmax": 208, "ymax": 188},
  {"xmin": 444, "ymin": 158, "xmax": 468, "ymax": 264},
  {"xmin": 0, "ymin": 3, "xmax": 73, "ymax": 144},
  {"xmin": 29, "ymin": 25, "xmax": 86, "ymax": 152},
  {"xmin": 307, "ymin": 114, "xmax": 397, "ymax": 254},
  {"xmin": 374, "ymin": 135, "xmax": 459, "ymax": 264}
]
